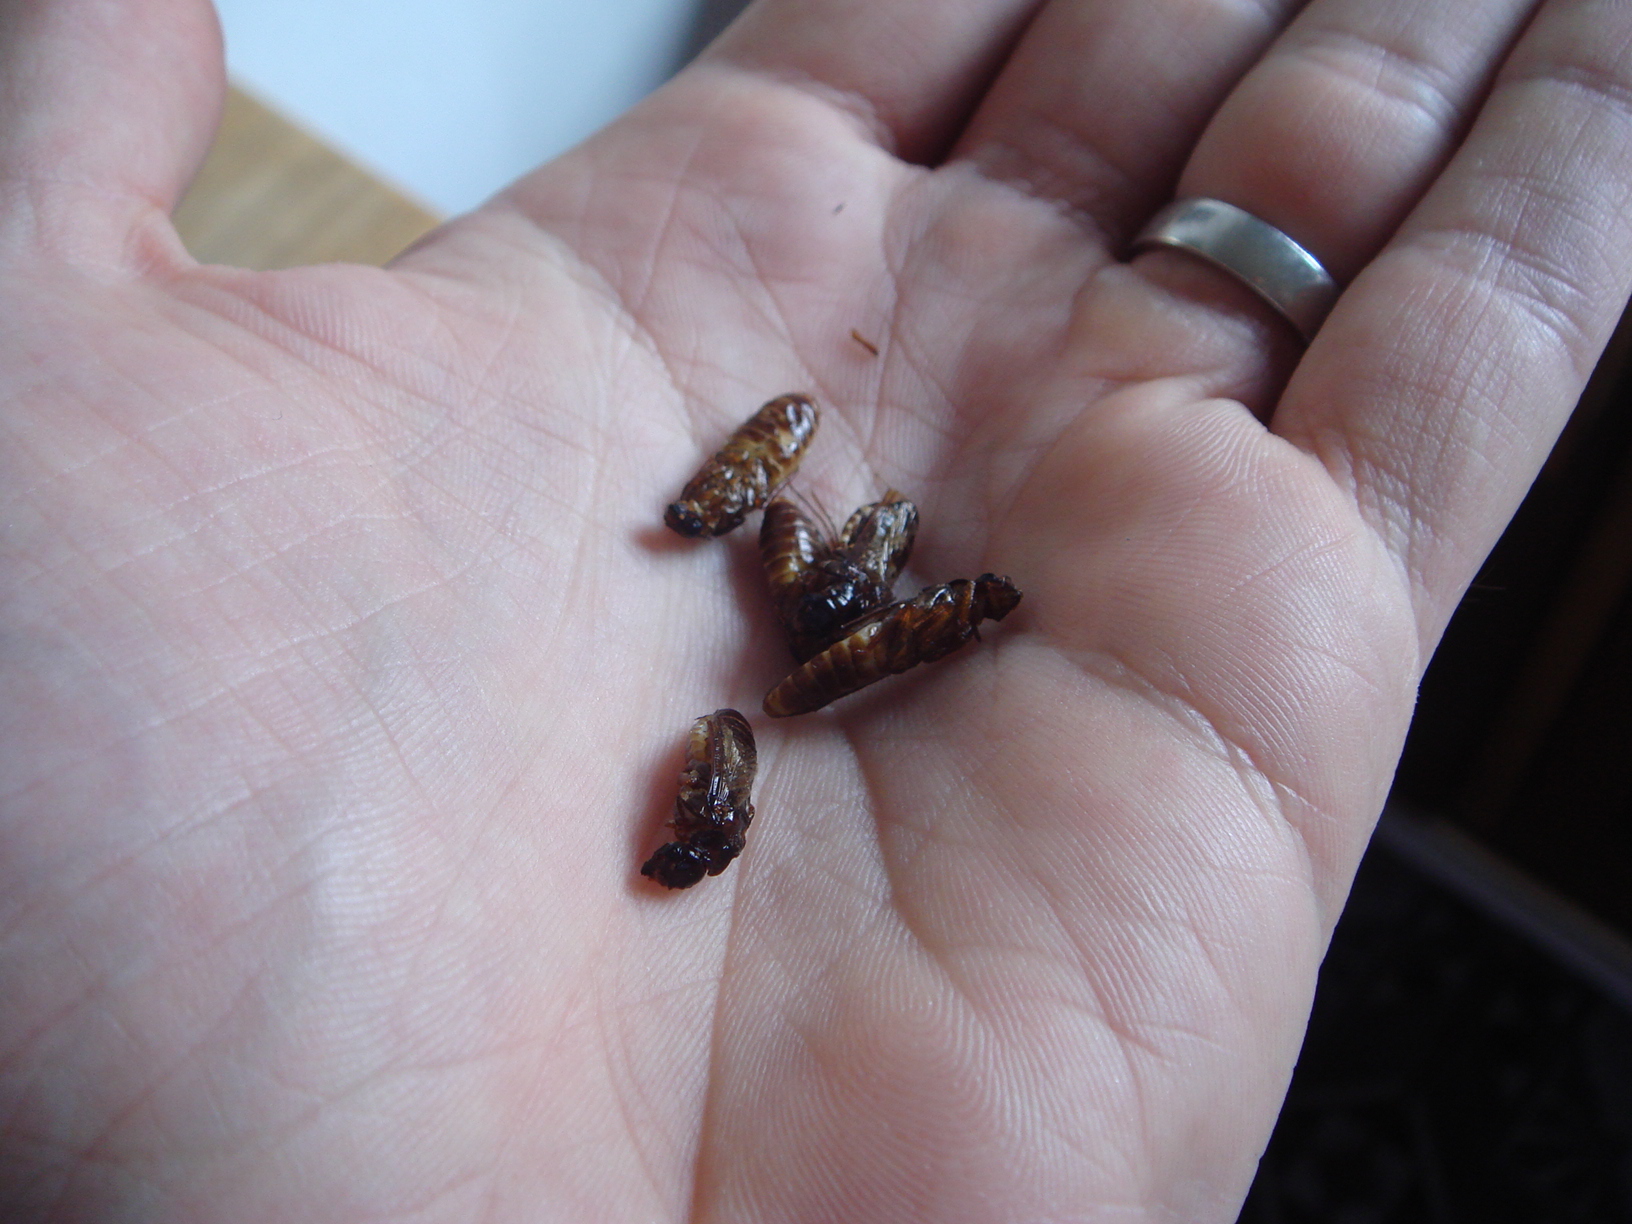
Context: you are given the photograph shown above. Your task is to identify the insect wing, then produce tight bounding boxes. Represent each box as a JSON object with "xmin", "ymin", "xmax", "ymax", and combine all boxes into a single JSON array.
[
  {"xmin": 709, "ymin": 708, "xmax": 758, "ymax": 815},
  {"xmin": 838, "ymin": 491, "xmax": 918, "ymax": 587}
]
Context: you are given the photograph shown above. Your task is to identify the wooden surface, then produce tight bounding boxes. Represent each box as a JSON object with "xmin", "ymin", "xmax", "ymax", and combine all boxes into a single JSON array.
[{"xmin": 172, "ymin": 87, "xmax": 441, "ymax": 270}]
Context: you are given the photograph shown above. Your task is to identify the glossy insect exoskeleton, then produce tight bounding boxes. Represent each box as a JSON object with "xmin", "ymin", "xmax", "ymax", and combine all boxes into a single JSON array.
[
  {"xmin": 664, "ymin": 394, "xmax": 819, "ymax": 537},
  {"xmin": 762, "ymin": 574, "xmax": 1022, "ymax": 717},
  {"xmin": 759, "ymin": 492, "xmax": 918, "ymax": 661},
  {"xmin": 641, "ymin": 709, "xmax": 759, "ymax": 889}
]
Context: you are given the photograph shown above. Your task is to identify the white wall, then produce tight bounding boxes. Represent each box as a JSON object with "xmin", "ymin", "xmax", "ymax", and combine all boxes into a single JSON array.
[{"xmin": 215, "ymin": 0, "xmax": 702, "ymax": 215}]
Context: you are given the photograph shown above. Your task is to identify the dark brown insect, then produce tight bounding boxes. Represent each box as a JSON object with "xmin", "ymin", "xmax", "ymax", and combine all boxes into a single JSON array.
[
  {"xmin": 762, "ymin": 574, "xmax": 1022, "ymax": 717},
  {"xmin": 664, "ymin": 394, "xmax": 819, "ymax": 537},
  {"xmin": 759, "ymin": 492, "xmax": 919, "ymax": 661},
  {"xmin": 641, "ymin": 709, "xmax": 758, "ymax": 889}
]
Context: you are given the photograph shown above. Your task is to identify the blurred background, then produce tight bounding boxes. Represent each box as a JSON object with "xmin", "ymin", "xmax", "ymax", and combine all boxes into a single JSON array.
[
  {"xmin": 213, "ymin": 0, "xmax": 735, "ymax": 214},
  {"xmin": 188, "ymin": 3, "xmax": 1632, "ymax": 1219}
]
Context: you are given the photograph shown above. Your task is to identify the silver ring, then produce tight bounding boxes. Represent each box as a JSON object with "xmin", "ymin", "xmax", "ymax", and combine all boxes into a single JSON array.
[{"xmin": 1132, "ymin": 198, "xmax": 1339, "ymax": 343}]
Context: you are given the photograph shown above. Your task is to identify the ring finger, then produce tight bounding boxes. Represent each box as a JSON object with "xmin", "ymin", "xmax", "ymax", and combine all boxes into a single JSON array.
[{"xmin": 1137, "ymin": 0, "xmax": 1540, "ymax": 325}]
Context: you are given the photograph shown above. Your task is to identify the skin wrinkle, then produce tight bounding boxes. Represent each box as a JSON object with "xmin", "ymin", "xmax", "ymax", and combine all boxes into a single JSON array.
[
  {"xmin": 1, "ymin": 656, "xmax": 348, "ymax": 932},
  {"xmin": 761, "ymin": 810, "xmax": 896, "ymax": 924},
  {"xmin": 876, "ymin": 343, "xmax": 959, "ymax": 453},
  {"xmin": 716, "ymin": 64, "xmax": 902, "ymax": 159},
  {"xmin": 1291, "ymin": 25, "xmax": 1474, "ymax": 134},
  {"xmin": 869, "ymin": 175, "xmax": 1034, "ymax": 445},
  {"xmin": 378, "ymin": 816, "xmax": 506, "ymax": 1079},
  {"xmin": 82, "ymin": 767, "xmax": 315, "ymax": 938},
  {"xmin": 182, "ymin": 1068, "xmax": 439, "ymax": 1211},
  {"xmin": 55, "ymin": 456, "xmax": 393, "ymax": 623},
  {"xmin": 711, "ymin": 199, "xmax": 832, "ymax": 389},
  {"xmin": 1023, "ymin": 888, "xmax": 1186, "ymax": 1072},
  {"xmin": 0, "ymin": 945, "xmax": 158, "ymax": 1109},
  {"xmin": 972, "ymin": 708, "xmax": 1292, "ymax": 966},
  {"xmin": 854, "ymin": 268, "xmax": 907, "ymax": 472},
  {"xmin": 1417, "ymin": 182, "xmax": 1618, "ymax": 340},
  {"xmin": 765, "ymin": 963, "xmax": 972, "ymax": 1217},
  {"xmin": 1511, "ymin": 39, "xmax": 1632, "ymax": 121},
  {"xmin": 2, "ymin": 400, "xmax": 167, "ymax": 527},
  {"xmin": 220, "ymin": 936, "xmax": 578, "ymax": 1155},
  {"xmin": 585, "ymin": 237, "xmax": 676, "ymax": 397},
  {"xmin": 974, "ymin": 105, "xmax": 1148, "ymax": 238},
  {"xmin": 840, "ymin": 692, "xmax": 1256, "ymax": 1222},
  {"xmin": 67, "ymin": 957, "xmax": 281, "ymax": 1173},
  {"xmin": 959, "ymin": 0, "xmax": 1292, "ymax": 240},
  {"xmin": 594, "ymin": 994, "xmax": 678, "ymax": 1215},
  {"xmin": 35, "ymin": 325, "xmax": 216, "ymax": 449},
  {"xmin": 681, "ymin": 927, "xmax": 746, "ymax": 1224},
  {"xmin": 121, "ymin": 434, "xmax": 387, "ymax": 542},
  {"xmin": 1060, "ymin": 642, "xmax": 1325, "ymax": 887},
  {"xmin": 495, "ymin": 97, "xmax": 849, "ymax": 414},
  {"xmin": 204, "ymin": 300, "xmax": 554, "ymax": 509},
  {"xmin": 616, "ymin": 121, "xmax": 714, "ymax": 321},
  {"xmin": 379, "ymin": 1167, "xmax": 494, "ymax": 1224},
  {"xmin": 461, "ymin": 212, "xmax": 649, "ymax": 380},
  {"xmin": 666, "ymin": 736, "xmax": 797, "ymax": 1224},
  {"xmin": 87, "ymin": 465, "xmax": 398, "ymax": 602},
  {"xmin": 1489, "ymin": 227, "xmax": 1614, "ymax": 368},
  {"xmin": 0, "ymin": 177, "xmax": 176, "ymax": 275},
  {"xmin": 383, "ymin": 417, "xmax": 591, "ymax": 559},
  {"xmin": 1291, "ymin": 293, "xmax": 1544, "ymax": 624},
  {"xmin": 0, "ymin": 169, "xmax": 156, "ymax": 206},
  {"xmin": 395, "ymin": 305, "xmax": 533, "ymax": 434},
  {"xmin": 1303, "ymin": 418, "xmax": 1479, "ymax": 599},
  {"xmin": 164, "ymin": 275, "xmax": 457, "ymax": 413},
  {"xmin": 1146, "ymin": 646, "xmax": 1346, "ymax": 850},
  {"xmin": 865, "ymin": 831, "xmax": 1012, "ymax": 1043},
  {"xmin": 20, "ymin": 443, "xmax": 574, "ymax": 1044}
]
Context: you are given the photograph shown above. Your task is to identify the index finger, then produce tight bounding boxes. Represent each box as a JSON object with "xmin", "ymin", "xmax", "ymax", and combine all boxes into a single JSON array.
[{"xmin": 701, "ymin": 0, "xmax": 1044, "ymax": 162}]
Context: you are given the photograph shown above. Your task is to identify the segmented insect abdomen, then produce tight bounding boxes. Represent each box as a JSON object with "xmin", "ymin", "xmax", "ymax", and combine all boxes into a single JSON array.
[
  {"xmin": 664, "ymin": 394, "xmax": 819, "ymax": 537},
  {"xmin": 771, "ymin": 617, "xmax": 894, "ymax": 716},
  {"xmin": 763, "ymin": 574, "xmax": 1022, "ymax": 716},
  {"xmin": 641, "ymin": 708, "xmax": 759, "ymax": 889},
  {"xmin": 759, "ymin": 498, "xmax": 823, "ymax": 603}
]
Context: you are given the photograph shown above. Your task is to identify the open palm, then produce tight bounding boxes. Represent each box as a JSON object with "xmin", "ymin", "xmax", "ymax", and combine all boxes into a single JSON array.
[{"xmin": 5, "ymin": 0, "xmax": 1632, "ymax": 1220}]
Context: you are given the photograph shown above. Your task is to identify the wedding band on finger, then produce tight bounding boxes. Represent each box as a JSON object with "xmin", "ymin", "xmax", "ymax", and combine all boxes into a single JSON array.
[{"xmin": 1132, "ymin": 198, "xmax": 1340, "ymax": 343}]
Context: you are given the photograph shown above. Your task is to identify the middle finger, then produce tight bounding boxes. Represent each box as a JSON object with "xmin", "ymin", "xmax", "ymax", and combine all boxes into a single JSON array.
[
  {"xmin": 958, "ymin": 0, "xmax": 1539, "ymax": 274},
  {"xmin": 1173, "ymin": 0, "xmax": 1541, "ymax": 285},
  {"xmin": 954, "ymin": 0, "xmax": 1303, "ymax": 247}
]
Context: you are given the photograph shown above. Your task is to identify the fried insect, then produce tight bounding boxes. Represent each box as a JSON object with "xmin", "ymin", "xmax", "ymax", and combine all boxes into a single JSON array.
[
  {"xmin": 759, "ymin": 492, "xmax": 919, "ymax": 661},
  {"xmin": 664, "ymin": 394, "xmax": 819, "ymax": 537},
  {"xmin": 641, "ymin": 709, "xmax": 759, "ymax": 889},
  {"xmin": 762, "ymin": 574, "xmax": 1022, "ymax": 717}
]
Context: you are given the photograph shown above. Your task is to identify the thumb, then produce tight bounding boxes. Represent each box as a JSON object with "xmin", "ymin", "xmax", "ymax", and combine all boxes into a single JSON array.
[{"xmin": 0, "ymin": 0, "xmax": 224, "ymax": 267}]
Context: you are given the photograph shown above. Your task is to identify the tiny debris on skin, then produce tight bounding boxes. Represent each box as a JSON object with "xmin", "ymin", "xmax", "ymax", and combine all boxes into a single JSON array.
[
  {"xmin": 762, "ymin": 575, "xmax": 1022, "ymax": 717},
  {"xmin": 663, "ymin": 394, "xmax": 819, "ymax": 538},
  {"xmin": 641, "ymin": 709, "xmax": 758, "ymax": 889}
]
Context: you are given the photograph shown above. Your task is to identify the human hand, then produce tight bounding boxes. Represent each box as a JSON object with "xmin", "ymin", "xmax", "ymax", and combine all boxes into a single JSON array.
[{"xmin": 4, "ymin": 0, "xmax": 1630, "ymax": 1219}]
